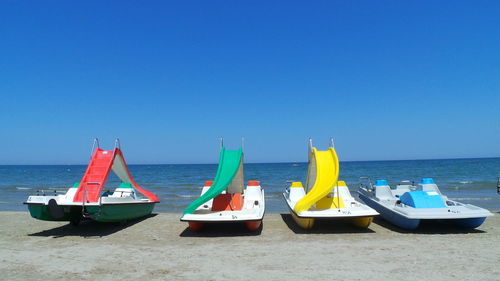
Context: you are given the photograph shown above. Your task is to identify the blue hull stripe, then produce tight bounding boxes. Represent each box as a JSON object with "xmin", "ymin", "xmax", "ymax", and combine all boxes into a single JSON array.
[{"xmin": 359, "ymin": 194, "xmax": 420, "ymax": 230}]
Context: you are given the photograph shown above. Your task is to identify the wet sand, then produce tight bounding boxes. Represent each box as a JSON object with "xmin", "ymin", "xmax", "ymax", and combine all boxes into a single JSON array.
[{"xmin": 0, "ymin": 211, "xmax": 498, "ymax": 281}]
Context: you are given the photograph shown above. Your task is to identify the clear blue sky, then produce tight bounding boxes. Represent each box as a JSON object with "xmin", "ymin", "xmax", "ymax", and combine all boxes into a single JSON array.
[{"xmin": 1, "ymin": 1, "xmax": 499, "ymax": 164}]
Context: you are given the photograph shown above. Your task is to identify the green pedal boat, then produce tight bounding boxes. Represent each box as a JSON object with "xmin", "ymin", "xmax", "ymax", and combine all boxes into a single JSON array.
[
  {"xmin": 24, "ymin": 139, "xmax": 159, "ymax": 225},
  {"xmin": 180, "ymin": 139, "xmax": 265, "ymax": 232}
]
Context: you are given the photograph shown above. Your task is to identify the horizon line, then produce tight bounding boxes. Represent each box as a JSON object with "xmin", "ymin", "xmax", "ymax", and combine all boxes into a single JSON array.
[{"xmin": 1, "ymin": 156, "xmax": 499, "ymax": 166}]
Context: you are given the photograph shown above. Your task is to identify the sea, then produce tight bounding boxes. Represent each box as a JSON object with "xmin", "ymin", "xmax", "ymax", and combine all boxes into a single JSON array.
[{"xmin": 2, "ymin": 158, "xmax": 499, "ymax": 213}]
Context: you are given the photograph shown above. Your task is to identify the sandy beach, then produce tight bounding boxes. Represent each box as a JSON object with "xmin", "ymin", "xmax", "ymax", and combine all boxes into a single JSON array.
[{"xmin": 0, "ymin": 211, "xmax": 498, "ymax": 281}]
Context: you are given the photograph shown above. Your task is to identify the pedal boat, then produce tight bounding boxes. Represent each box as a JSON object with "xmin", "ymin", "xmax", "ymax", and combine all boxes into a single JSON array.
[
  {"xmin": 24, "ymin": 139, "xmax": 159, "ymax": 225},
  {"xmin": 181, "ymin": 180, "xmax": 265, "ymax": 231},
  {"xmin": 180, "ymin": 143, "xmax": 265, "ymax": 231},
  {"xmin": 283, "ymin": 138, "xmax": 378, "ymax": 229},
  {"xmin": 284, "ymin": 180, "xmax": 379, "ymax": 229},
  {"xmin": 358, "ymin": 178, "xmax": 493, "ymax": 230}
]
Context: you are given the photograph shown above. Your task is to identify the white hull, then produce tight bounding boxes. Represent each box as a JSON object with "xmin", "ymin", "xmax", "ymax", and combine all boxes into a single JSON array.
[
  {"xmin": 358, "ymin": 178, "xmax": 493, "ymax": 229},
  {"xmin": 26, "ymin": 187, "xmax": 154, "ymax": 207},
  {"xmin": 358, "ymin": 188, "xmax": 493, "ymax": 220},
  {"xmin": 180, "ymin": 185, "xmax": 265, "ymax": 223}
]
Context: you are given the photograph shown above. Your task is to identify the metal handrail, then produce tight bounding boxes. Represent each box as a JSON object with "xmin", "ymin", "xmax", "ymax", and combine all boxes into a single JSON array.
[
  {"xmin": 90, "ymin": 138, "xmax": 100, "ymax": 158},
  {"xmin": 98, "ymin": 189, "xmax": 104, "ymax": 208},
  {"xmin": 35, "ymin": 189, "xmax": 65, "ymax": 196},
  {"xmin": 308, "ymin": 138, "xmax": 313, "ymax": 152},
  {"xmin": 336, "ymin": 181, "xmax": 341, "ymax": 211},
  {"xmin": 329, "ymin": 137, "xmax": 334, "ymax": 148},
  {"xmin": 359, "ymin": 176, "xmax": 373, "ymax": 191},
  {"xmin": 220, "ymin": 137, "xmax": 224, "ymax": 148},
  {"xmin": 115, "ymin": 138, "xmax": 121, "ymax": 149},
  {"xmin": 241, "ymin": 137, "xmax": 245, "ymax": 153},
  {"xmin": 82, "ymin": 185, "xmax": 87, "ymax": 216},
  {"xmin": 283, "ymin": 180, "xmax": 294, "ymax": 194}
]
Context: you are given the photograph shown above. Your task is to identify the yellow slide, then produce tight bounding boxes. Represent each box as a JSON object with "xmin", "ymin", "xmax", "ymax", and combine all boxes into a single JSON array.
[{"xmin": 293, "ymin": 146, "xmax": 340, "ymax": 214}]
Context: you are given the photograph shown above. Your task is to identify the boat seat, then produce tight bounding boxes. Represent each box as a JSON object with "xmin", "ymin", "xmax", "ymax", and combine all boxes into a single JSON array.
[
  {"xmin": 211, "ymin": 193, "xmax": 243, "ymax": 211},
  {"xmin": 109, "ymin": 188, "xmax": 135, "ymax": 198},
  {"xmin": 393, "ymin": 185, "xmax": 411, "ymax": 198},
  {"xmin": 244, "ymin": 181, "xmax": 262, "ymax": 200},
  {"xmin": 375, "ymin": 185, "xmax": 395, "ymax": 201},
  {"xmin": 316, "ymin": 196, "xmax": 345, "ymax": 209},
  {"xmin": 335, "ymin": 182, "xmax": 354, "ymax": 200},
  {"xmin": 289, "ymin": 182, "xmax": 306, "ymax": 202},
  {"xmin": 201, "ymin": 181, "xmax": 213, "ymax": 196},
  {"xmin": 421, "ymin": 184, "xmax": 442, "ymax": 195},
  {"xmin": 420, "ymin": 178, "xmax": 443, "ymax": 195},
  {"xmin": 64, "ymin": 183, "xmax": 80, "ymax": 200},
  {"xmin": 395, "ymin": 185, "xmax": 412, "ymax": 192}
]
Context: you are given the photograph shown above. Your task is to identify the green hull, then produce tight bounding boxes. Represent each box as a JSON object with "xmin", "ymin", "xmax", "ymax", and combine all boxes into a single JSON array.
[
  {"xmin": 87, "ymin": 203, "xmax": 156, "ymax": 222},
  {"xmin": 27, "ymin": 204, "xmax": 82, "ymax": 222},
  {"xmin": 26, "ymin": 202, "xmax": 155, "ymax": 223}
]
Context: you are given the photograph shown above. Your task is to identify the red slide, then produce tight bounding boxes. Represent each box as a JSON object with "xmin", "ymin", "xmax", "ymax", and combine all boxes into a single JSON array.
[
  {"xmin": 73, "ymin": 149, "xmax": 115, "ymax": 203},
  {"xmin": 73, "ymin": 148, "xmax": 159, "ymax": 203}
]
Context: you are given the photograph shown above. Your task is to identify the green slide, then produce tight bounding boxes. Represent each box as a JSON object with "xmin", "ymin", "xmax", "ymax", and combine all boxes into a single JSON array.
[{"xmin": 183, "ymin": 147, "xmax": 243, "ymax": 215}]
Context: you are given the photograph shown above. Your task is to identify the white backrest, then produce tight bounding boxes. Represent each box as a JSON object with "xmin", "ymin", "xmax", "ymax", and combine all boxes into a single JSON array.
[
  {"xmin": 109, "ymin": 188, "xmax": 135, "ymax": 198},
  {"xmin": 290, "ymin": 187, "xmax": 306, "ymax": 202},
  {"xmin": 244, "ymin": 185, "xmax": 262, "ymax": 201},
  {"xmin": 421, "ymin": 183, "xmax": 442, "ymax": 194},
  {"xmin": 64, "ymin": 188, "xmax": 78, "ymax": 201},
  {"xmin": 375, "ymin": 185, "xmax": 394, "ymax": 200}
]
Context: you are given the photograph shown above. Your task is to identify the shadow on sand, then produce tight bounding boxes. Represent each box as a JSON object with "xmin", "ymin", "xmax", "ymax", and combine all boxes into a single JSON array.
[
  {"xmin": 28, "ymin": 214, "xmax": 157, "ymax": 238},
  {"xmin": 179, "ymin": 222, "xmax": 263, "ymax": 237},
  {"xmin": 281, "ymin": 214, "xmax": 376, "ymax": 234},
  {"xmin": 371, "ymin": 217, "xmax": 486, "ymax": 234}
]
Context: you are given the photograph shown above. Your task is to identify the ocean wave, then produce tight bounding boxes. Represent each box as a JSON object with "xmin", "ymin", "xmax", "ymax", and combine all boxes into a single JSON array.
[
  {"xmin": 172, "ymin": 194, "xmax": 197, "ymax": 198},
  {"xmin": 444, "ymin": 183, "xmax": 494, "ymax": 190},
  {"xmin": 169, "ymin": 186, "xmax": 201, "ymax": 191},
  {"xmin": 449, "ymin": 197, "xmax": 500, "ymax": 201},
  {"xmin": 449, "ymin": 181, "xmax": 493, "ymax": 186},
  {"xmin": 16, "ymin": 187, "xmax": 32, "ymax": 190}
]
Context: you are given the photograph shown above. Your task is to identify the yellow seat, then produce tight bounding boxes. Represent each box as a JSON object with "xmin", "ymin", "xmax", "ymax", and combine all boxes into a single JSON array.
[{"xmin": 316, "ymin": 196, "xmax": 345, "ymax": 209}]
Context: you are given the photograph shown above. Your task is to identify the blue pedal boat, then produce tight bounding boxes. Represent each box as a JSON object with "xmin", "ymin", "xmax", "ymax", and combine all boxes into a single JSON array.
[{"xmin": 358, "ymin": 178, "xmax": 493, "ymax": 230}]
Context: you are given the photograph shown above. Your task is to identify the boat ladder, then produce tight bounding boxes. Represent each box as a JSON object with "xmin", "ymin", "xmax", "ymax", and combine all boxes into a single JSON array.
[{"xmin": 82, "ymin": 182, "xmax": 102, "ymax": 218}]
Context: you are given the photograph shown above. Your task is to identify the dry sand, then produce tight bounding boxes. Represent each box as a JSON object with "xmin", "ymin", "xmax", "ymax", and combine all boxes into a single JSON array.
[{"xmin": 0, "ymin": 211, "xmax": 499, "ymax": 281}]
